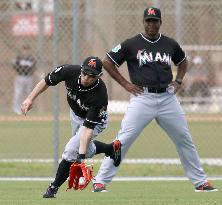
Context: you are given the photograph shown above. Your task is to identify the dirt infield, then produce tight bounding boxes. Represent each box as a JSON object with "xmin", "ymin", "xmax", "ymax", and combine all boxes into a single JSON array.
[{"xmin": 0, "ymin": 114, "xmax": 222, "ymax": 122}]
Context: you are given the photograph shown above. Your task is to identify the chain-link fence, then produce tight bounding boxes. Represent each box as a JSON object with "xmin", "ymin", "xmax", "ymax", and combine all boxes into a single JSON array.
[{"xmin": 0, "ymin": 0, "xmax": 222, "ymax": 177}]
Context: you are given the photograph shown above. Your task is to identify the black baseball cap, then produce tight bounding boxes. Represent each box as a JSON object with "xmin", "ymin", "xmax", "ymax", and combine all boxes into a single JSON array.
[
  {"xmin": 81, "ymin": 56, "xmax": 103, "ymax": 77},
  {"xmin": 144, "ymin": 7, "xmax": 161, "ymax": 20}
]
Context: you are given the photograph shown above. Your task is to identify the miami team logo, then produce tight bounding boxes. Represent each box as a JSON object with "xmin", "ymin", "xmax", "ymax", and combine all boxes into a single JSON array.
[
  {"xmin": 88, "ymin": 59, "xmax": 96, "ymax": 69},
  {"xmin": 112, "ymin": 44, "xmax": 121, "ymax": 53},
  {"xmin": 147, "ymin": 8, "xmax": 156, "ymax": 16},
  {"xmin": 137, "ymin": 49, "xmax": 171, "ymax": 66}
]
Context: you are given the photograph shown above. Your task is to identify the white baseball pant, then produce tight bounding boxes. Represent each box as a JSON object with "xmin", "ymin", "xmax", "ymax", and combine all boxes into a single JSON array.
[{"xmin": 94, "ymin": 89, "xmax": 207, "ymax": 187}]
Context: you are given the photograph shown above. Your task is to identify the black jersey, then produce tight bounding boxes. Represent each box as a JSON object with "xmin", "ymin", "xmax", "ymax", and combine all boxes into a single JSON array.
[
  {"xmin": 45, "ymin": 64, "xmax": 108, "ymax": 129},
  {"xmin": 12, "ymin": 55, "xmax": 36, "ymax": 76},
  {"xmin": 107, "ymin": 33, "xmax": 186, "ymax": 88}
]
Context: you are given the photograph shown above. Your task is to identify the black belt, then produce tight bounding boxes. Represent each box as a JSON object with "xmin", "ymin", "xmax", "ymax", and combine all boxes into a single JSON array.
[{"xmin": 145, "ymin": 87, "xmax": 166, "ymax": 93}]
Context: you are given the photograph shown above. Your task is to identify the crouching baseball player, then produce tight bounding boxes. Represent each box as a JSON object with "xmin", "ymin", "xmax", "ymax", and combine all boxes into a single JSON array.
[{"xmin": 21, "ymin": 56, "xmax": 121, "ymax": 198}]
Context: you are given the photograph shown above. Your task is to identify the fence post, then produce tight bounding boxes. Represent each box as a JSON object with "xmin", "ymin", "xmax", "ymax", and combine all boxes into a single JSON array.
[
  {"xmin": 72, "ymin": 0, "xmax": 80, "ymax": 64},
  {"xmin": 52, "ymin": 0, "xmax": 60, "ymax": 175}
]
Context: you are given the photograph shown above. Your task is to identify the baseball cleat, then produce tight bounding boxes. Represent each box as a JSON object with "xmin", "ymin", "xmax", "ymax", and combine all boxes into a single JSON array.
[
  {"xmin": 195, "ymin": 181, "xmax": 218, "ymax": 192},
  {"xmin": 92, "ymin": 183, "xmax": 107, "ymax": 192},
  {"xmin": 110, "ymin": 139, "xmax": 122, "ymax": 167},
  {"xmin": 43, "ymin": 184, "xmax": 59, "ymax": 198}
]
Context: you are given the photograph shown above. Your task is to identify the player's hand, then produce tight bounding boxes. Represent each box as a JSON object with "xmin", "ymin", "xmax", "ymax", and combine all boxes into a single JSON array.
[
  {"xmin": 21, "ymin": 98, "xmax": 33, "ymax": 116},
  {"xmin": 124, "ymin": 82, "xmax": 143, "ymax": 96},
  {"xmin": 168, "ymin": 81, "xmax": 181, "ymax": 94},
  {"xmin": 74, "ymin": 159, "xmax": 84, "ymax": 164}
]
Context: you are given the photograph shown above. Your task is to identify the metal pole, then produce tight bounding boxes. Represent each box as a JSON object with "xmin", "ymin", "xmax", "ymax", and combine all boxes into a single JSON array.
[
  {"xmin": 52, "ymin": 0, "xmax": 60, "ymax": 175},
  {"xmin": 72, "ymin": 0, "xmax": 80, "ymax": 64},
  {"xmin": 36, "ymin": 0, "xmax": 44, "ymax": 112},
  {"xmin": 37, "ymin": 0, "xmax": 44, "ymax": 69},
  {"xmin": 175, "ymin": 0, "xmax": 183, "ymax": 43}
]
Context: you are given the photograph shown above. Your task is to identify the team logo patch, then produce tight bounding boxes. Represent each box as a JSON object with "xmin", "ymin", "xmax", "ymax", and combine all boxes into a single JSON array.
[
  {"xmin": 88, "ymin": 59, "xmax": 96, "ymax": 69},
  {"xmin": 112, "ymin": 44, "xmax": 121, "ymax": 53},
  {"xmin": 147, "ymin": 8, "xmax": 156, "ymax": 16}
]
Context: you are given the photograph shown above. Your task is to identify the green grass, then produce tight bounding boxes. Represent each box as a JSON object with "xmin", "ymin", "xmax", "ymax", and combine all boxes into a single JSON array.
[
  {"xmin": 1, "ymin": 162, "xmax": 222, "ymax": 177},
  {"xmin": 0, "ymin": 181, "xmax": 221, "ymax": 205},
  {"xmin": 0, "ymin": 118, "xmax": 222, "ymax": 177},
  {"xmin": 0, "ymin": 120, "xmax": 221, "ymax": 158}
]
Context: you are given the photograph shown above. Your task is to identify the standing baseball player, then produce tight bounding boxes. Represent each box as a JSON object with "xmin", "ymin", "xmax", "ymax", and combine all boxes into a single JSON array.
[
  {"xmin": 92, "ymin": 7, "xmax": 218, "ymax": 193},
  {"xmin": 21, "ymin": 56, "xmax": 121, "ymax": 198},
  {"xmin": 12, "ymin": 44, "xmax": 36, "ymax": 114}
]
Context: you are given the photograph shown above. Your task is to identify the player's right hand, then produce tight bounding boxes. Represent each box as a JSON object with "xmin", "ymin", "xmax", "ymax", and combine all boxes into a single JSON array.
[
  {"xmin": 21, "ymin": 99, "xmax": 33, "ymax": 116},
  {"xmin": 124, "ymin": 82, "xmax": 143, "ymax": 96}
]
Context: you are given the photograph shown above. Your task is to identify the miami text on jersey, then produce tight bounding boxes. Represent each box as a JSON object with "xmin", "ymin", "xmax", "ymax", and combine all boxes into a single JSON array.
[
  {"xmin": 67, "ymin": 91, "xmax": 89, "ymax": 111},
  {"xmin": 137, "ymin": 49, "xmax": 171, "ymax": 66},
  {"xmin": 76, "ymin": 99, "xmax": 89, "ymax": 111}
]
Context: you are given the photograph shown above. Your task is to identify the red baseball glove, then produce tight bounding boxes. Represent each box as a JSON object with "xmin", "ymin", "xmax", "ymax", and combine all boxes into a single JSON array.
[{"xmin": 66, "ymin": 161, "xmax": 94, "ymax": 191}]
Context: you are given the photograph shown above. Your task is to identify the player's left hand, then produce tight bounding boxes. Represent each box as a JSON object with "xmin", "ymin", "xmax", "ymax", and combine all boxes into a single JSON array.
[{"xmin": 168, "ymin": 81, "xmax": 181, "ymax": 94}]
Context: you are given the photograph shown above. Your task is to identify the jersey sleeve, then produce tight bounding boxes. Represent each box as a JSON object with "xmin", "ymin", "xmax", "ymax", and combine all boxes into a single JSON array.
[
  {"xmin": 44, "ymin": 64, "xmax": 70, "ymax": 86},
  {"xmin": 106, "ymin": 40, "xmax": 129, "ymax": 67},
  {"xmin": 172, "ymin": 41, "xmax": 186, "ymax": 66},
  {"xmin": 83, "ymin": 106, "xmax": 107, "ymax": 129}
]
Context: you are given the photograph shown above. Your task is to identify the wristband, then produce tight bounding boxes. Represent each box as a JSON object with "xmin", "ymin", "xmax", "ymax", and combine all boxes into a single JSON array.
[
  {"xmin": 77, "ymin": 154, "xmax": 86, "ymax": 160},
  {"xmin": 175, "ymin": 79, "xmax": 182, "ymax": 85}
]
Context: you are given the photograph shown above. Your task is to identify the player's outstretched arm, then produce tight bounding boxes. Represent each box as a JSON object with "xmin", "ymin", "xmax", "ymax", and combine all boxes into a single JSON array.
[
  {"xmin": 21, "ymin": 79, "xmax": 49, "ymax": 115},
  {"xmin": 78, "ymin": 126, "xmax": 93, "ymax": 158}
]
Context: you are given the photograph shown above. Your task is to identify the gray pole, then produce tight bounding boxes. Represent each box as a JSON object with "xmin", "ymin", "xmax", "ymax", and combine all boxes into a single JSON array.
[
  {"xmin": 37, "ymin": 0, "xmax": 44, "ymax": 70},
  {"xmin": 52, "ymin": 0, "xmax": 60, "ymax": 175},
  {"xmin": 72, "ymin": 0, "xmax": 80, "ymax": 64},
  {"xmin": 175, "ymin": 0, "xmax": 183, "ymax": 43}
]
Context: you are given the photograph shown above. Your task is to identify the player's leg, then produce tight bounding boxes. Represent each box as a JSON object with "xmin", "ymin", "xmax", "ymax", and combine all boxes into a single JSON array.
[
  {"xmin": 43, "ymin": 113, "xmax": 110, "ymax": 198},
  {"xmin": 43, "ymin": 159, "xmax": 72, "ymax": 198},
  {"xmin": 156, "ymin": 93, "xmax": 217, "ymax": 191},
  {"xmin": 63, "ymin": 112, "xmax": 108, "ymax": 162},
  {"xmin": 12, "ymin": 76, "xmax": 24, "ymax": 114},
  {"xmin": 91, "ymin": 115, "xmax": 122, "ymax": 167},
  {"xmin": 24, "ymin": 76, "xmax": 34, "ymax": 98},
  {"xmin": 43, "ymin": 112, "xmax": 84, "ymax": 198},
  {"xmin": 70, "ymin": 109, "xmax": 83, "ymax": 136},
  {"xmin": 94, "ymin": 139, "xmax": 122, "ymax": 167},
  {"xmin": 93, "ymin": 93, "xmax": 156, "ymax": 191},
  {"xmin": 62, "ymin": 125, "xmax": 99, "ymax": 161}
]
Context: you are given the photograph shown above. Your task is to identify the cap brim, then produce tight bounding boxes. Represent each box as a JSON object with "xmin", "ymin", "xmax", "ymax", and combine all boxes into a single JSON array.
[
  {"xmin": 144, "ymin": 16, "xmax": 161, "ymax": 20},
  {"xmin": 82, "ymin": 67, "xmax": 101, "ymax": 76}
]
